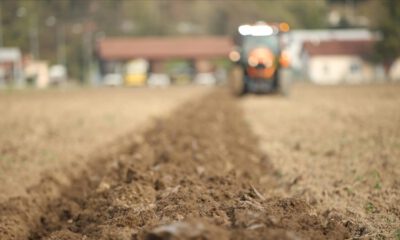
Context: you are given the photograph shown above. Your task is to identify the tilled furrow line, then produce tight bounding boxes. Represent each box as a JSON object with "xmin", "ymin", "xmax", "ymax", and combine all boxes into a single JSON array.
[{"xmin": 30, "ymin": 90, "xmax": 360, "ymax": 240}]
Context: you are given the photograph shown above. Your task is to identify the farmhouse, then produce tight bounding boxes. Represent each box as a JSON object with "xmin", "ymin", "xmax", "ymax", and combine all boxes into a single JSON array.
[
  {"xmin": 301, "ymin": 39, "xmax": 384, "ymax": 84},
  {"xmin": 0, "ymin": 48, "xmax": 24, "ymax": 87},
  {"xmin": 284, "ymin": 29, "xmax": 377, "ymax": 74}
]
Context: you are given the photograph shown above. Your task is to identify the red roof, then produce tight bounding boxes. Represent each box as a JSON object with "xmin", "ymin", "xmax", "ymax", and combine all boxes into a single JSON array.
[
  {"xmin": 97, "ymin": 36, "xmax": 233, "ymax": 60},
  {"xmin": 302, "ymin": 40, "xmax": 375, "ymax": 57}
]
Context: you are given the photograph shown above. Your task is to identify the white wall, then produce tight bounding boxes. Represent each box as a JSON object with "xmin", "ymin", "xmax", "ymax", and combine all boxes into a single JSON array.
[
  {"xmin": 307, "ymin": 55, "xmax": 374, "ymax": 84},
  {"xmin": 25, "ymin": 61, "xmax": 49, "ymax": 88},
  {"xmin": 284, "ymin": 29, "xmax": 378, "ymax": 73},
  {"xmin": 389, "ymin": 58, "xmax": 400, "ymax": 81}
]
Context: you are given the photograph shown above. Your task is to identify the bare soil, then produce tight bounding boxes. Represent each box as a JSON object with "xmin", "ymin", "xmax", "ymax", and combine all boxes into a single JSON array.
[
  {"xmin": 0, "ymin": 84, "xmax": 399, "ymax": 240},
  {"xmin": 241, "ymin": 84, "xmax": 400, "ymax": 239},
  {"xmin": 0, "ymin": 87, "xmax": 208, "ymax": 202}
]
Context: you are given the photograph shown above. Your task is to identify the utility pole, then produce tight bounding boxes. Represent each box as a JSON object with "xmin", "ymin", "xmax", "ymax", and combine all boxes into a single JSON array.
[
  {"xmin": 82, "ymin": 20, "xmax": 96, "ymax": 84},
  {"xmin": 86, "ymin": 30, "xmax": 93, "ymax": 84},
  {"xmin": 57, "ymin": 24, "xmax": 66, "ymax": 66},
  {"xmin": 346, "ymin": 0, "xmax": 355, "ymax": 25},
  {"xmin": 30, "ymin": 25, "xmax": 39, "ymax": 59},
  {"xmin": 30, "ymin": 2, "xmax": 40, "ymax": 59},
  {"xmin": 82, "ymin": 30, "xmax": 93, "ymax": 84}
]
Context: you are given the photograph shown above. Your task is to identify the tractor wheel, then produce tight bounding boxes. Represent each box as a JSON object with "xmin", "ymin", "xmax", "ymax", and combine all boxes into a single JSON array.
[
  {"xmin": 229, "ymin": 66, "xmax": 245, "ymax": 96},
  {"xmin": 277, "ymin": 70, "xmax": 291, "ymax": 96}
]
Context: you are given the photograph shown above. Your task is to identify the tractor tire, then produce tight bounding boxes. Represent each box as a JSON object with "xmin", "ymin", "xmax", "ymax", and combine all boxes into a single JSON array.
[
  {"xmin": 277, "ymin": 70, "xmax": 291, "ymax": 96},
  {"xmin": 229, "ymin": 66, "xmax": 246, "ymax": 96}
]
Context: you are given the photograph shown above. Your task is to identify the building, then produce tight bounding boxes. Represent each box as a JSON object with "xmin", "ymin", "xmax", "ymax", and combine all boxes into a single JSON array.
[
  {"xmin": 95, "ymin": 36, "xmax": 233, "ymax": 86},
  {"xmin": 24, "ymin": 59, "xmax": 50, "ymax": 88},
  {"xmin": 301, "ymin": 39, "xmax": 383, "ymax": 84},
  {"xmin": 283, "ymin": 29, "xmax": 378, "ymax": 77},
  {"xmin": 0, "ymin": 48, "xmax": 24, "ymax": 87},
  {"xmin": 388, "ymin": 58, "xmax": 400, "ymax": 81}
]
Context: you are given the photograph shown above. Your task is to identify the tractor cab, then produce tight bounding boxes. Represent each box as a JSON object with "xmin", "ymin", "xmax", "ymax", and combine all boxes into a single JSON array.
[{"xmin": 229, "ymin": 22, "xmax": 290, "ymax": 95}]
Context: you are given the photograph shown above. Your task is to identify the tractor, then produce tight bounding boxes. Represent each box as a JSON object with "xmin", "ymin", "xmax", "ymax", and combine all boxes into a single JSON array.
[{"xmin": 228, "ymin": 22, "xmax": 290, "ymax": 95}]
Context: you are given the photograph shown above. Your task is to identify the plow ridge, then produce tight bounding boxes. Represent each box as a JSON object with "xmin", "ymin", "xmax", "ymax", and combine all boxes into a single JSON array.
[{"xmin": 1, "ymin": 90, "xmax": 363, "ymax": 240}]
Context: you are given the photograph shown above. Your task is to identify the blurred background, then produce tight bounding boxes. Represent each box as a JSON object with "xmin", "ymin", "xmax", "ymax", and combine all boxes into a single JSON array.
[
  {"xmin": 0, "ymin": 0, "xmax": 399, "ymax": 88},
  {"xmin": 1, "ymin": 3, "xmax": 400, "ymax": 237}
]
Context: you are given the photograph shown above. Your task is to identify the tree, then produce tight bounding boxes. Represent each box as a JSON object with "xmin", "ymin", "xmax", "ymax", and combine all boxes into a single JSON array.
[
  {"xmin": 0, "ymin": 0, "xmax": 333, "ymax": 81},
  {"xmin": 374, "ymin": 0, "xmax": 400, "ymax": 74}
]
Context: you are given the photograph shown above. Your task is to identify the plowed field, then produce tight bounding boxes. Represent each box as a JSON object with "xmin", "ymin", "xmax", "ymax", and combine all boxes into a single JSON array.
[{"xmin": 1, "ymin": 84, "xmax": 399, "ymax": 240}]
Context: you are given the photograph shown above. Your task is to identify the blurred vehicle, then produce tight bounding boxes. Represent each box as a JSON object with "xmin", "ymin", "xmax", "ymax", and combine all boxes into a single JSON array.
[
  {"xmin": 194, "ymin": 59, "xmax": 217, "ymax": 86},
  {"xmin": 194, "ymin": 73, "xmax": 217, "ymax": 85},
  {"xmin": 49, "ymin": 64, "xmax": 67, "ymax": 85},
  {"xmin": 172, "ymin": 72, "xmax": 191, "ymax": 85},
  {"xmin": 169, "ymin": 64, "xmax": 193, "ymax": 85},
  {"xmin": 124, "ymin": 59, "xmax": 148, "ymax": 86},
  {"xmin": 103, "ymin": 73, "xmax": 123, "ymax": 86},
  {"xmin": 229, "ymin": 22, "xmax": 291, "ymax": 95},
  {"xmin": 147, "ymin": 73, "xmax": 171, "ymax": 87},
  {"xmin": 215, "ymin": 67, "xmax": 227, "ymax": 85}
]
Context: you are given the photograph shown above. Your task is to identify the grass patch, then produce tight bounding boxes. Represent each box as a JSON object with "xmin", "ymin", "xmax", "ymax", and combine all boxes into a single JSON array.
[
  {"xmin": 364, "ymin": 202, "xmax": 376, "ymax": 214},
  {"xmin": 395, "ymin": 229, "xmax": 400, "ymax": 240}
]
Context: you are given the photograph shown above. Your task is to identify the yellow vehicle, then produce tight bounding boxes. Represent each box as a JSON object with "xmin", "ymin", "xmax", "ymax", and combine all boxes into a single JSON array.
[{"xmin": 124, "ymin": 59, "xmax": 148, "ymax": 86}]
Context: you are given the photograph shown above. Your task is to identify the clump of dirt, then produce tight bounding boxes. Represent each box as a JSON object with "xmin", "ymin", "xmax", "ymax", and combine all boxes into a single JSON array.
[{"xmin": 2, "ymin": 90, "xmax": 363, "ymax": 239}]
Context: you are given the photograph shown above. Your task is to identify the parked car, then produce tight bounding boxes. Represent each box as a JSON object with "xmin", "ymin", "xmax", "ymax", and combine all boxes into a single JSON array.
[
  {"xmin": 124, "ymin": 59, "xmax": 148, "ymax": 86},
  {"xmin": 169, "ymin": 64, "xmax": 193, "ymax": 85},
  {"xmin": 103, "ymin": 73, "xmax": 123, "ymax": 86},
  {"xmin": 147, "ymin": 73, "xmax": 171, "ymax": 87},
  {"xmin": 49, "ymin": 64, "xmax": 67, "ymax": 85},
  {"xmin": 193, "ymin": 73, "xmax": 217, "ymax": 85}
]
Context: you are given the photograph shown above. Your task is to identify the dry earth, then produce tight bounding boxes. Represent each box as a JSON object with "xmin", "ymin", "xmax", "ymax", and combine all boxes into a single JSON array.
[
  {"xmin": 0, "ymin": 86, "xmax": 209, "ymax": 202},
  {"xmin": 0, "ymin": 84, "xmax": 399, "ymax": 240},
  {"xmin": 241, "ymin": 84, "xmax": 400, "ymax": 239}
]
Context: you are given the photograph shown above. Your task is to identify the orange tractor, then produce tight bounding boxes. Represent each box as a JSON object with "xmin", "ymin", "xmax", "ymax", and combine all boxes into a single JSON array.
[{"xmin": 229, "ymin": 22, "xmax": 290, "ymax": 95}]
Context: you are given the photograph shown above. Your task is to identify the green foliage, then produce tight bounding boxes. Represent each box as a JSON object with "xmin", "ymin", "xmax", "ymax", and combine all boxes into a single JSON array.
[
  {"xmin": 364, "ymin": 202, "xmax": 376, "ymax": 214},
  {"xmin": 0, "ymin": 0, "xmax": 330, "ymax": 81},
  {"xmin": 287, "ymin": 0, "xmax": 328, "ymax": 29},
  {"xmin": 374, "ymin": 0, "xmax": 400, "ymax": 64},
  {"xmin": 371, "ymin": 170, "xmax": 382, "ymax": 190},
  {"xmin": 395, "ymin": 229, "xmax": 400, "ymax": 240}
]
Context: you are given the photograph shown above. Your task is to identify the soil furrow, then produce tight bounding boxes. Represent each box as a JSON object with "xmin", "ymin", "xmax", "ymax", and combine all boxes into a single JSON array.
[{"xmin": 6, "ymin": 89, "xmax": 363, "ymax": 240}]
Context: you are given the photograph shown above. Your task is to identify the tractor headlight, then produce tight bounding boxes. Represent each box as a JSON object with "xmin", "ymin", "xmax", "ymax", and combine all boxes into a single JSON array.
[
  {"xmin": 248, "ymin": 56, "xmax": 258, "ymax": 67},
  {"xmin": 229, "ymin": 51, "xmax": 240, "ymax": 62}
]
